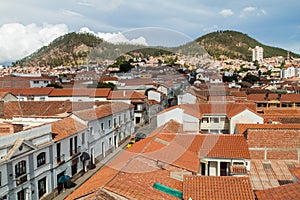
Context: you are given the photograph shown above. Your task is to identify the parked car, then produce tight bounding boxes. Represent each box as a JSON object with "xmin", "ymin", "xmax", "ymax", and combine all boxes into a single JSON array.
[
  {"xmin": 135, "ymin": 132, "xmax": 146, "ymax": 142},
  {"xmin": 127, "ymin": 135, "xmax": 135, "ymax": 148}
]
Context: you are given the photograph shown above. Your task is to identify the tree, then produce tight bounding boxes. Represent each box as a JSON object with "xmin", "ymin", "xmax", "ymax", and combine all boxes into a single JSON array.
[
  {"xmin": 242, "ymin": 73, "xmax": 259, "ymax": 85},
  {"xmin": 96, "ymin": 82, "xmax": 115, "ymax": 90}
]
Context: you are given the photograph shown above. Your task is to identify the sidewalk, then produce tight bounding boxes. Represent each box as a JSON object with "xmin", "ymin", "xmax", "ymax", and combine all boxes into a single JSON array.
[{"xmin": 52, "ymin": 140, "xmax": 129, "ymax": 200}]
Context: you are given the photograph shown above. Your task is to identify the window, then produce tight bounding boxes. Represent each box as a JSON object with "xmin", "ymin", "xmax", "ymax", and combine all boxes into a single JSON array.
[
  {"xmin": 74, "ymin": 136, "xmax": 78, "ymax": 154},
  {"xmin": 0, "ymin": 171, "xmax": 1, "ymax": 186},
  {"xmin": 17, "ymin": 189, "xmax": 25, "ymax": 200},
  {"xmin": 37, "ymin": 152, "xmax": 46, "ymax": 167},
  {"xmin": 233, "ymin": 162, "xmax": 244, "ymax": 165},
  {"xmin": 212, "ymin": 118, "xmax": 219, "ymax": 123},
  {"xmin": 124, "ymin": 114, "xmax": 126, "ymax": 121},
  {"xmin": 114, "ymin": 118, "xmax": 116, "ymax": 128},
  {"xmin": 109, "ymin": 137, "xmax": 112, "ymax": 145},
  {"xmin": 201, "ymin": 118, "xmax": 209, "ymax": 123},
  {"xmin": 70, "ymin": 138, "xmax": 73, "ymax": 156},
  {"xmin": 15, "ymin": 160, "xmax": 26, "ymax": 177},
  {"xmin": 89, "ymin": 127, "xmax": 93, "ymax": 135},
  {"xmin": 108, "ymin": 120, "xmax": 111, "ymax": 128},
  {"xmin": 82, "ymin": 133, "xmax": 85, "ymax": 145},
  {"xmin": 101, "ymin": 123, "xmax": 104, "ymax": 130},
  {"xmin": 119, "ymin": 116, "xmax": 121, "ymax": 124},
  {"xmin": 56, "ymin": 143, "xmax": 61, "ymax": 163},
  {"xmin": 38, "ymin": 177, "xmax": 46, "ymax": 198}
]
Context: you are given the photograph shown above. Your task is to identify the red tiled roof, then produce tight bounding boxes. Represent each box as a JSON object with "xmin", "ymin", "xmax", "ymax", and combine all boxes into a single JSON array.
[
  {"xmin": 247, "ymin": 93, "xmax": 300, "ymax": 102},
  {"xmin": 67, "ymin": 156, "xmax": 185, "ymax": 200},
  {"xmin": 236, "ymin": 123, "xmax": 300, "ymax": 134},
  {"xmin": 231, "ymin": 91, "xmax": 247, "ymax": 98},
  {"xmin": 247, "ymin": 129, "xmax": 300, "ymax": 149},
  {"xmin": 107, "ymin": 90, "xmax": 147, "ymax": 100},
  {"xmin": 74, "ymin": 102, "xmax": 133, "ymax": 121},
  {"xmin": 66, "ymin": 166, "xmax": 119, "ymax": 200},
  {"xmin": 0, "ymin": 88, "xmax": 54, "ymax": 96},
  {"xmin": 127, "ymin": 131, "xmax": 250, "ymax": 173},
  {"xmin": 160, "ymin": 103, "xmax": 258, "ymax": 119},
  {"xmin": 49, "ymin": 88, "xmax": 110, "ymax": 97},
  {"xmin": 104, "ymin": 157, "xmax": 183, "ymax": 200},
  {"xmin": 255, "ymin": 182, "xmax": 300, "ymax": 200},
  {"xmin": 99, "ymin": 77, "xmax": 118, "ymax": 82},
  {"xmin": 52, "ymin": 117, "xmax": 87, "ymax": 141},
  {"xmin": 90, "ymin": 88, "xmax": 111, "ymax": 97},
  {"xmin": 183, "ymin": 176, "xmax": 255, "ymax": 200},
  {"xmin": 119, "ymin": 78, "xmax": 154, "ymax": 86},
  {"xmin": 249, "ymin": 159, "xmax": 299, "ymax": 190},
  {"xmin": 3, "ymin": 101, "xmax": 108, "ymax": 119}
]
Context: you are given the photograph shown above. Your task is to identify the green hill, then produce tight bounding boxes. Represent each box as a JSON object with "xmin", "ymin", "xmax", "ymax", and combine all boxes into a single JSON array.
[
  {"xmin": 14, "ymin": 30, "xmax": 299, "ymax": 67},
  {"xmin": 14, "ymin": 32, "xmax": 103, "ymax": 67},
  {"xmin": 196, "ymin": 30, "xmax": 299, "ymax": 61}
]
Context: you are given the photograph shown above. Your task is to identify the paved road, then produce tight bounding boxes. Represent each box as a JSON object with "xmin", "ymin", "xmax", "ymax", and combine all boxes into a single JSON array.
[{"xmin": 135, "ymin": 116, "xmax": 157, "ymax": 137}]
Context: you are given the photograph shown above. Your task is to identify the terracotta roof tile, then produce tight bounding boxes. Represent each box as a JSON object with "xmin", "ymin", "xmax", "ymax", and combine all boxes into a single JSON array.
[
  {"xmin": 161, "ymin": 103, "xmax": 258, "ymax": 119},
  {"xmin": 107, "ymin": 90, "xmax": 147, "ymax": 100},
  {"xmin": 247, "ymin": 93, "xmax": 300, "ymax": 102},
  {"xmin": 183, "ymin": 176, "xmax": 255, "ymax": 200},
  {"xmin": 237, "ymin": 123, "xmax": 300, "ymax": 134},
  {"xmin": 127, "ymin": 125, "xmax": 250, "ymax": 172},
  {"xmin": 67, "ymin": 156, "xmax": 184, "ymax": 200},
  {"xmin": 255, "ymin": 182, "xmax": 300, "ymax": 200},
  {"xmin": 247, "ymin": 129, "xmax": 300, "ymax": 149},
  {"xmin": 3, "ymin": 101, "xmax": 108, "ymax": 119},
  {"xmin": 0, "ymin": 87, "xmax": 54, "ymax": 96},
  {"xmin": 66, "ymin": 166, "xmax": 119, "ymax": 200},
  {"xmin": 52, "ymin": 117, "xmax": 88, "ymax": 141},
  {"xmin": 249, "ymin": 159, "xmax": 300, "ymax": 190},
  {"xmin": 99, "ymin": 77, "xmax": 118, "ymax": 82},
  {"xmin": 48, "ymin": 88, "xmax": 110, "ymax": 97},
  {"xmin": 119, "ymin": 78, "xmax": 154, "ymax": 86},
  {"xmin": 74, "ymin": 102, "xmax": 134, "ymax": 121}
]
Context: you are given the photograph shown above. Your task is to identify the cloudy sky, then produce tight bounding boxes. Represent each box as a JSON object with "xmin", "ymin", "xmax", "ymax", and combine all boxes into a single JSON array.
[{"xmin": 0, "ymin": 0, "xmax": 299, "ymax": 64}]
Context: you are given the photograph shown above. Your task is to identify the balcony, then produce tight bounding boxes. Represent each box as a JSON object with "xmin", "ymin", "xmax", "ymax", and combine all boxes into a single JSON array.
[{"xmin": 16, "ymin": 174, "xmax": 27, "ymax": 186}]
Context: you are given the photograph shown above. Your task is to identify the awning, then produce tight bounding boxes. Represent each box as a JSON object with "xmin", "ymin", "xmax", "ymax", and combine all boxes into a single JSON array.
[{"xmin": 58, "ymin": 175, "xmax": 71, "ymax": 184}]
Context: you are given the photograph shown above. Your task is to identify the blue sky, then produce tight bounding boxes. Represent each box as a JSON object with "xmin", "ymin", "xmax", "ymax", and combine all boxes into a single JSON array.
[{"xmin": 0, "ymin": 0, "xmax": 299, "ymax": 64}]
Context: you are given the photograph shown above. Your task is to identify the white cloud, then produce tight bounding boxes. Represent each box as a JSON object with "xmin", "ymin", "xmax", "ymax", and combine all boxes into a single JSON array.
[
  {"xmin": 243, "ymin": 7, "xmax": 257, "ymax": 12},
  {"xmin": 0, "ymin": 23, "xmax": 68, "ymax": 63},
  {"xmin": 61, "ymin": 9, "xmax": 84, "ymax": 17},
  {"xmin": 76, "ymin": 0, "xmax": 124, "ymax": 11},
  {"xmin": 79, "ymin": 27, "xmax": 148, "ymax": 46},
  {"xmin": 219, "ymin": 9, "xmax": 234, "ymax": 17}
]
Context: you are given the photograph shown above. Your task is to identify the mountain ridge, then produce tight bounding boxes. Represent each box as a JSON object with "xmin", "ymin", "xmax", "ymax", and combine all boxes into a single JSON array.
[
  {"xmin": 14, "ymin": 30, "xmax": 299, "ymax": 67},
  {"xmin": 196, "ymin": 30, "xmax": 299, "ymax": 60}
]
